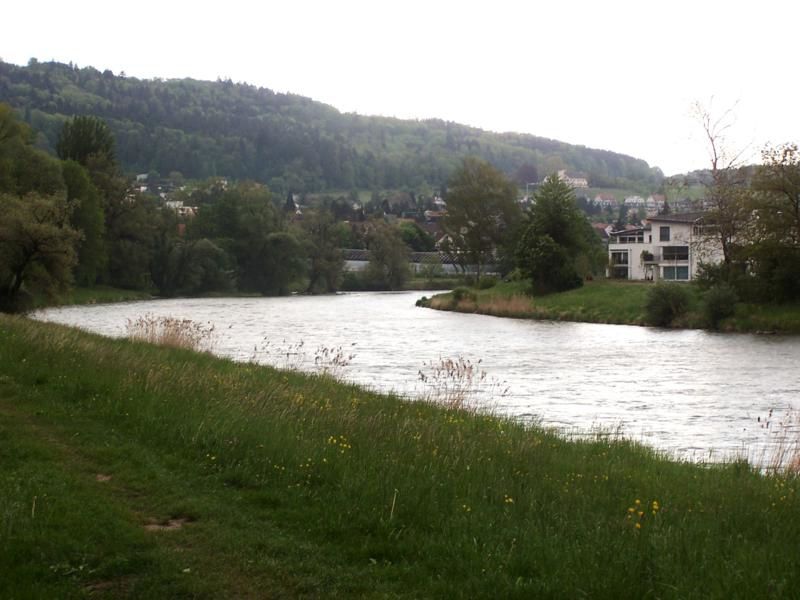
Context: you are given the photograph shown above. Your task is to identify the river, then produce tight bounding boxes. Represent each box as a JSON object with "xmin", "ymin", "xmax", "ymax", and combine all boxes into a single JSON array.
[{"xmin": 32, "ymin": 291, "xmax": 800, "ymax": 465}]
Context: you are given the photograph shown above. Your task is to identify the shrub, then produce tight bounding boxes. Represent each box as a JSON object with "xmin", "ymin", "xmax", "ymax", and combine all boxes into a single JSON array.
[
  {"xmin": 477, "ymin": 275, "xmax": 498, "ymax": 290},
  {"xmin": 451, "ymin": 287, "xmax": 477, "ymax": 304},
  {"xmin": 703, "ymin": 284, "xmax": 738, "ymax": 330},
  {"xmin": 644, "ymin": 284, "xmax": 690, "ymax": 327}
]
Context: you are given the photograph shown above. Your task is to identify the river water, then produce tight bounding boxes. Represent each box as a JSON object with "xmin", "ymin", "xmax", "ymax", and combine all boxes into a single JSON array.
[{"xmin": 32, "ymin": 291, "xmax": 800, "ymax": 465}]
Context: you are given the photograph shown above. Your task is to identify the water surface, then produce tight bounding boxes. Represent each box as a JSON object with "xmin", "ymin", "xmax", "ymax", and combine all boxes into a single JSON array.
[{"xmin": 33, "ymin": 291, "xmax": 800, "ymax": 464}]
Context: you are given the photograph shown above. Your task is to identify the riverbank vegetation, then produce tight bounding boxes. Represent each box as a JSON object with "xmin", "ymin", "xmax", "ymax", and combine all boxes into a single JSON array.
[
  {"xmin": 419, "ymin": 280, "xmax": 800, "ymax": 333},
  {"xmin": 2, "ymin": 314, "xmax": 799, "ymax": 597},
  {"xmin": 0, "ymin": 104, "xmax": 469, "ymax": 312}
]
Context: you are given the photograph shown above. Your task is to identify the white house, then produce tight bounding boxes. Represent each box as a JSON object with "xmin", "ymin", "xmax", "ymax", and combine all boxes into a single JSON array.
[
  {"xmin": 556, "ymin": 170, "xmax": 589, "ymax": 189},
  {"xmin": 607, "ymin": 212, "xmax": 723, "ymax": 281}
]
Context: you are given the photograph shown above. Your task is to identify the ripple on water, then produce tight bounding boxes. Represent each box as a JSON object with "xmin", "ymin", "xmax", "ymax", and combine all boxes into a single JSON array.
[{"xmin": 32, "ymin": 291, "xmax": 800, "ymax": 465}]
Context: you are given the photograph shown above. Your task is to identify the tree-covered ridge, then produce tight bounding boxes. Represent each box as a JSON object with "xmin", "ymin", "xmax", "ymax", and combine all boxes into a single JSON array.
[{"xmin": 0, "ymin": 60, "xmax": 663, "ymax": 193}]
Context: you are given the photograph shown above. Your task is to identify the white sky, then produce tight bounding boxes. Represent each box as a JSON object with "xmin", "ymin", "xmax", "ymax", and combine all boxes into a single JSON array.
[{"xmin": 4, "ymin": 0, "xmax": 798, "ymax": 176}]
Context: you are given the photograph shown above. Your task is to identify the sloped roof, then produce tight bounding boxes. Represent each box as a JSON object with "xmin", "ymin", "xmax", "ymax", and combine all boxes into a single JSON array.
[{"xmin": 647, "ymin": 211, "xmax": 706, "ymax": 224}]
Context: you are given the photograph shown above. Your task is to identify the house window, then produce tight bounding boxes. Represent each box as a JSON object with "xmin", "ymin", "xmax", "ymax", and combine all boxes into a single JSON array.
[
  {"xmin": 663, "ymin": 266, "xmax": 689, "ymax": 280},
  {"xmin": 610, "ymin": 251, "xmax": 628, "ymax": 265},
  {"xmin": 662, "ymin": 246, "xmax": 689, "ymax": 261},
  {"xmin": 659, "ymin": 226, "xmax": 670, "ymax": 241},
  {"xmin": 610, "ymin": 251, "xmax": 628, "ymax": 279}
]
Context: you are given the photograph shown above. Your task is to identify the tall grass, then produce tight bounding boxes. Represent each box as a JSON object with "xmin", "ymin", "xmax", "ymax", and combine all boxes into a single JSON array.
[
  {"xmin": 418, "ymin": 355, "xmax": 508, "ymax": 411},
  {"xmin": 2, "ymin": 314, "xmax": 800, "ymax": 597},
  {"xmin": 126, "ymin": 314, "xmax": 216, "ymax": 351}
]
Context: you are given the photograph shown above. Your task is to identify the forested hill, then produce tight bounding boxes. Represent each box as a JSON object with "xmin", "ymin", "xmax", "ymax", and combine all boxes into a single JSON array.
[{"xmin": 0, "ymin": 59, "xmax": 663, "ymax": 193}]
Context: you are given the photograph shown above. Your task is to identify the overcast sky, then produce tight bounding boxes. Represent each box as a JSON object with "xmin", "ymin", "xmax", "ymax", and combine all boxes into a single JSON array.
[{"xmin": 4, "ymin": 0, "xmax": 798, "ymax": 176}]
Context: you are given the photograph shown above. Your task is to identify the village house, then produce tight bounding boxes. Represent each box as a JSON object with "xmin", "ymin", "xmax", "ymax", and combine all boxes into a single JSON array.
[
  {"xmin": 607, "ymin": 212, "xmax": 722, "ymax": 281},
  {"xmin": 556, "ymin": 169, "xmax": 589, "ymax": 189}
]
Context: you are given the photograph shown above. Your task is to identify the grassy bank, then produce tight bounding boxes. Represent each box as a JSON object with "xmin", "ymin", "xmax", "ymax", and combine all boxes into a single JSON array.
[
  {"xmin": 420, "ymin": 280, "xmax": 800, "ymax": 333},
  {"xmin": 1, "ymin": 315, "xmax": 799, "ymax": 598},
  {"xmin": 32, "ymin": 285, "xmax": 154, "ymax": 309}
]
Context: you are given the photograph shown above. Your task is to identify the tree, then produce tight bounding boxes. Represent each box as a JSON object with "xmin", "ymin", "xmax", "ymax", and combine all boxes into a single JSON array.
[
  {"xmin": 365, "ymin": 220, "xmax": 409, "ymax": 290},
  {"xmin": 61, "ymin": 160, "xmax": 106, "ymax": 286},
  {"xmin": 0, "ymin": 193, "xmax": 80, "ymax": 311},
  {"xmin": 56, "ymin": 115, "xmax": 116, "ymax": 166},
  {"xmin": 300, "ymin": 209, "xmax": 345, "ymax": 294},
  {"xmin": 752, "ymin": 143, "xmax": 800, "ymax": 247},
  {"xmin": 399, "ymin": 221, "xmax": 435, "ymax": 252},
  {"xmin": 747, "ymin": 143, "xmax": 800, "ymax": 301},
  {"xmin": 440, "ymin": 157, "xmax": 520, "ymax": 282},
  {"xmin": 515, "ymin": 174, "xmax": 600, "ymax": 293},
  {"xmin": 692, "ymin": 101, "xmax": 750, "ymax": 266}
]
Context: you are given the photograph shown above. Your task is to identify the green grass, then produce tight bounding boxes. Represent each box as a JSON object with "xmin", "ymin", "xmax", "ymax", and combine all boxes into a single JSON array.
[
  {"xmin": 32, "ymin": 285, "xmax": 154, "ymax": 309},
  {"xmin": 424, "ymin": 280, "xmax": 800, "ymax": 333},
  {"xmin": 1, "ymin": 315, "xmax": 799, "ymax": 597}
]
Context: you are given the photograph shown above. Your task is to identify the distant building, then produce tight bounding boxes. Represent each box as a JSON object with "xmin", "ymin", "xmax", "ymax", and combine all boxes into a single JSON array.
[
  {"xmin": 556, "ymin": 170, "xmax": 589, "ymax": 189},
  {"xmin": 593, "ymin": 193, "xmax": 616, "ymax": 207}
]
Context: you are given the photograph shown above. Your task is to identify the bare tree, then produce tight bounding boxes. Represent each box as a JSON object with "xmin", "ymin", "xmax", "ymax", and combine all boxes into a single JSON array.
[{"xmin": 692, "ymin": 100, "xmax": 751, "ymax": 266}]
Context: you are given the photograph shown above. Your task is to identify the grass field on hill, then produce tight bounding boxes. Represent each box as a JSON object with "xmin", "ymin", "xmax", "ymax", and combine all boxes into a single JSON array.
[{"xmin": 1, "ymin": 314, "xmax": 799, "ymax": 598}]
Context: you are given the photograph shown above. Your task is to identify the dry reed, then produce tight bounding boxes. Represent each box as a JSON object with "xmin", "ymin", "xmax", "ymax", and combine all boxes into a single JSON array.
[{"xmin": 126, "ymin": 315, "xmax": 216, "ymax": 352}]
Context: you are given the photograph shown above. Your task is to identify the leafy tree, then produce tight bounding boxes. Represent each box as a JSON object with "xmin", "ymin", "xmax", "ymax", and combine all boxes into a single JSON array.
[
  {"xmin": 0, "ymin": 104, "xmax": 64, "ymax": 197},
  {"xmin": 752, "ymin": 143, "xmax": 800, "ymax": 247},
  {"xmin": 56, "ymin": 115, "xmax": 116, "ymax": 166},
  {"xmin": 61, "ymin": 160, "xmax": 106, "ymax": 285},
  {"xmin": 245, "ymin": 231, "xmax": 305, "ymax": 295},
  {"xmin": 300, "ymin": 209, "xmax": 345, "ymax": 294},
  {"xmin": 0, "ymin": 193, "xmax": 80, "ymax": 311},
  {"xmin": 516, "ymin": 174, "xmax": 601, "ymax": 293},
  {"xmin": 104, "ymin": 195, "xmax": 159, "ymax": 289},
  {"xmin": 399, "ymin": 221, "xmax": 435, "ymax": 252},
  {"xmin": 440, "ymin": 157, "xmax": 520, "ymax": 282},
  {"xmin": 745, "ymin": 143, "xmax": 800, "ymax": 302},
  {"xmin": 365, "ymin": 220, "xmax": 409, "ymax": 290},
  {"xmin": 516, "ymin": 232, "xmax": 579, "ymax": 294}
]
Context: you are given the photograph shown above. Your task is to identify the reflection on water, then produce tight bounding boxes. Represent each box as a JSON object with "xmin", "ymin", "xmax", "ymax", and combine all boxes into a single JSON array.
[{"xmin": 33, "ymin": 291, "xmax": 800, "ymax": 464}]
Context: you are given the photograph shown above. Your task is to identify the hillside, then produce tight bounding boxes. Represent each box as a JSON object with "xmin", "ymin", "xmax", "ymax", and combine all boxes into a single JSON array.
[{"xmin": 0, "ymin": 59, "xmax": 663, "ymax": 194}]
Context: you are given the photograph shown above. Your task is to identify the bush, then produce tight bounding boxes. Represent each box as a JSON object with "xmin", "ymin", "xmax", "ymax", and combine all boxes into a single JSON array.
[
  {"xmin": 451, "ymin": 287, "xmax": 477, "ymax": 304},
  {"xmin": 703, "ymin": 284, "xmax": 738, "ymax": 330},
  {"xmin": 477, "ymin": 275, "xmax": 498, "ymax": 290},
  {"xmin": 644, "ymin": 283, "xmax": 691, "ymax": 327}
]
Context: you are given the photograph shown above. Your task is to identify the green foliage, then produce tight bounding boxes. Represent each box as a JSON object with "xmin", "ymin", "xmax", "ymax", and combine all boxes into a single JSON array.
[
  {"xmin": 398, "ymin": 221, "xmax": 435, "ymax": 251},
  {"xmin": 299, "ymin": 209, "xmax": 344, "ymax": 294},
  {"xmin": 441, "ymin": 157, "xmax": 520, "ymax": 281},
  {"xmin": 516, "ymin": 174, "xmax": 599, "ymax": 293},
  {"xmin": 56, "ymin": 115, "xmax": 115, "ymax": 166},
  {"xmin": 703, "ymin": 283, "xmax": 738, "ymax": 330},
  {"xmin": 0, "ymin": 193, "xmax": 80, "ymax": 311},
  {"xmin": 450, "ymin": 287, "xmax": 477, "ymax": 303},
  {"xmin": 0, "ymin": 61, "xmax": 663, "ymax": 193},
  {"xmin": 104, "ymin": 195, "xmax": 160, "ymax": 290},
  {"xmin": 644, "ymin": 283, "xmax": 691, "ymax": 327},
  {"xmin": 476, "ymin": 275, "xmax": 498, "ymax": 289},
  {"xmin": 516, "ymin": 232, "xmax": 582, "ymax": 294},
  {"xmin": 155, "ymin": 238, "xmax": 235, "ymax": 297},
  {"xmin": 365, "ymin": 220, "xmax": 409, "ymax": 290},
  {"xmin": 61, "ymin": 160, "xmax": 106, "ymax": 286}
]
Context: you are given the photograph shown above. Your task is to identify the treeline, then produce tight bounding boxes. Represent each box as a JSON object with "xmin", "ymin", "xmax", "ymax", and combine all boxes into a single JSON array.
[
  {"xmin": 0, "ymin": 59, "xmax": 663, "ymax": 194},
  {"xmin": 0, "ymin": 107, "xmax": 451, "ymax": 312}
]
